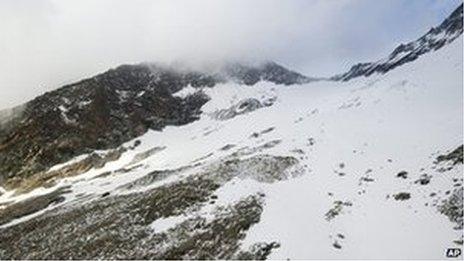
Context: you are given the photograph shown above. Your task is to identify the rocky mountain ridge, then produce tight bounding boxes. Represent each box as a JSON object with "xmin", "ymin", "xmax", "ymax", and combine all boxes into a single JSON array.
[
  {"xmin": 0, "ymin": 4, "xmax": 462, "ymax": 259},
  {"xmin": 332, "ymin": 3, "xmax": 463, "ymax": 81},
  {"xmin": 0, "ymin": 61, "xmax": 312, "ymax": 184}
]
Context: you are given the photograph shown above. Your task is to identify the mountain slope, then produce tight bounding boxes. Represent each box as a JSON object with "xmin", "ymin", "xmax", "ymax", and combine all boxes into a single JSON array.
[
  {"xmin": 0, "ymin": 62, "xmax": 312, "ymax": 185},
  {"xmin": 0, "ymin": 5, "xmax": 462, "ymax": 260},
  {"xmin": 333, "ymin": 3, "xmax": 463, "ymax": 81}
]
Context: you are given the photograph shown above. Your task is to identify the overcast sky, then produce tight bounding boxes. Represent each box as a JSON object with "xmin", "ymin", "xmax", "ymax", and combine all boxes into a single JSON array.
[{"xmin": 0, "ymin": 0, "xmax": 461, "ymax": 109}]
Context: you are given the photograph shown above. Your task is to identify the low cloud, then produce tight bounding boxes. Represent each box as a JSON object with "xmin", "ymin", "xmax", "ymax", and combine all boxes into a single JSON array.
[{"xmin": 0, "ymin": 0, "xmax": 460, "ymax": 109}]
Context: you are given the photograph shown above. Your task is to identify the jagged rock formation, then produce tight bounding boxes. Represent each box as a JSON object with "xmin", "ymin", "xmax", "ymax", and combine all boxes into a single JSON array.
[
  {"xmin": 0, "ymin": 4, "xmax": 462, "ymax": 259},
  {"xmin": 332, "ymin": 4, "xmax": 463, "ymax": 81},
  {"xmin": 222, "ymin": 61, "xmax": 314, "ymax": 85},
  {"xmin": 0, "ymin": 65, "xmax": 209, "ymax": 183},
  {"xmin": 211, "ymin": 97, "xmax": 275, "ymax": 121},
  {"xmin": 0, "ymin": 62, "xmax": 311, "ymax": 185}
]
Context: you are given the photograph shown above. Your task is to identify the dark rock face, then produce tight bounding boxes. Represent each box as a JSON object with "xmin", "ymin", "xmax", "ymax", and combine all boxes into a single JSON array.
[
  {"xmin": 436, "ymin": 145, "xmax": 463, "ymax": 166},
  {"xmin": 223, "ymin": 61, "xmax": 314, "ymax": 85},
  {"xmin": 393, "ymin": 192, "xmax": 411, "ymax": 201},
  {"xmin": 0, "ymin": 65, "xmax": 210, "ymax": 183},
  {"xmin": 0, "ymin": 62, "xmax": 310, "ymax": 185},
  {"xmin": 332, "ymin": 4, "xmax": 463, "ymax": 81},
  {"xmin": 211, "ymin": 98, "xmax": 273, "ymax": 121},
  {"xmin": 396, "ymin": 171, "xmax": 408, "ymax": 179}
]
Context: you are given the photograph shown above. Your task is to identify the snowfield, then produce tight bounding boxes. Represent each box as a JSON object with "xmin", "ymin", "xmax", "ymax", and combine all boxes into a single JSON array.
[{"xmin": 0, "ymin": 37, "xmax": 462, "ymax": 259}]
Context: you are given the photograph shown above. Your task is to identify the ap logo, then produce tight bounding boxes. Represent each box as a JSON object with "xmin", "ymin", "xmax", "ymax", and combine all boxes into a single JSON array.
[{"xmin": 446, "ymin": 248, "xmax": 462, "ymax": 258}]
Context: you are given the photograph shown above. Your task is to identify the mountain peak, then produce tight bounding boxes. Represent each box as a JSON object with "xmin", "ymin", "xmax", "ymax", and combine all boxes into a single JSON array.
[
  {"xmin": 0, "ymin": 60, "xmax": 312, "ymax": 181},
  {"xmin": 332, "ymin": 3, "xmax": 463, "ymax": 81},
  {"xmin": 221, "ymin": 61, "xmax": 315, "ymax": 85}
]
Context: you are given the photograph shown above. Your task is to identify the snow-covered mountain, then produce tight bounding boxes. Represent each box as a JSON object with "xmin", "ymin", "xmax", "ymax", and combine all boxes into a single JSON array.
[
  {"xmin": 0, "ymin": 4, "xmax": 462, "ymax": 260},
  {"xmin": 332, "ymin": 4, "xmax": 463, "ymax": 81},
  {"xmin": 0, "ymin": 61, "xmax": 313, "ymax": 184}
]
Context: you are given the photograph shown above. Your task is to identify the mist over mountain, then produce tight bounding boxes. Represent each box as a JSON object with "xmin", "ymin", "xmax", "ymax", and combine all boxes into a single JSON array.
[
  {"xmin": 0, "ymin": 0, "xmax": 461, "ymax": 109},
  {"xmin": 0, "ymin": 2, "xmax": 462, "ymax": 260}
]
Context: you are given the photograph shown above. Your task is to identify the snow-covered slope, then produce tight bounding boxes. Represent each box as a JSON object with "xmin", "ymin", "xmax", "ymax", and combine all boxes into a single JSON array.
[
  {"xmin": 333, "ymin": 3, "xmax": 463, "ymax": 81},
  {"xmin": 0, "ymin": 27, "xmax": 462, "ymax": 259}
]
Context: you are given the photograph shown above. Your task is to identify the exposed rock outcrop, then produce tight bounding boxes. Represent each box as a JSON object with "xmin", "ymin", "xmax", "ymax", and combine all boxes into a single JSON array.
[
  {"xmin": 332, "ymin": 4, "xmax": 463, "ymax": 81},
  {"xmin": 0, "ymin": 62, "xmax": 310, "ymax": 185}
]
